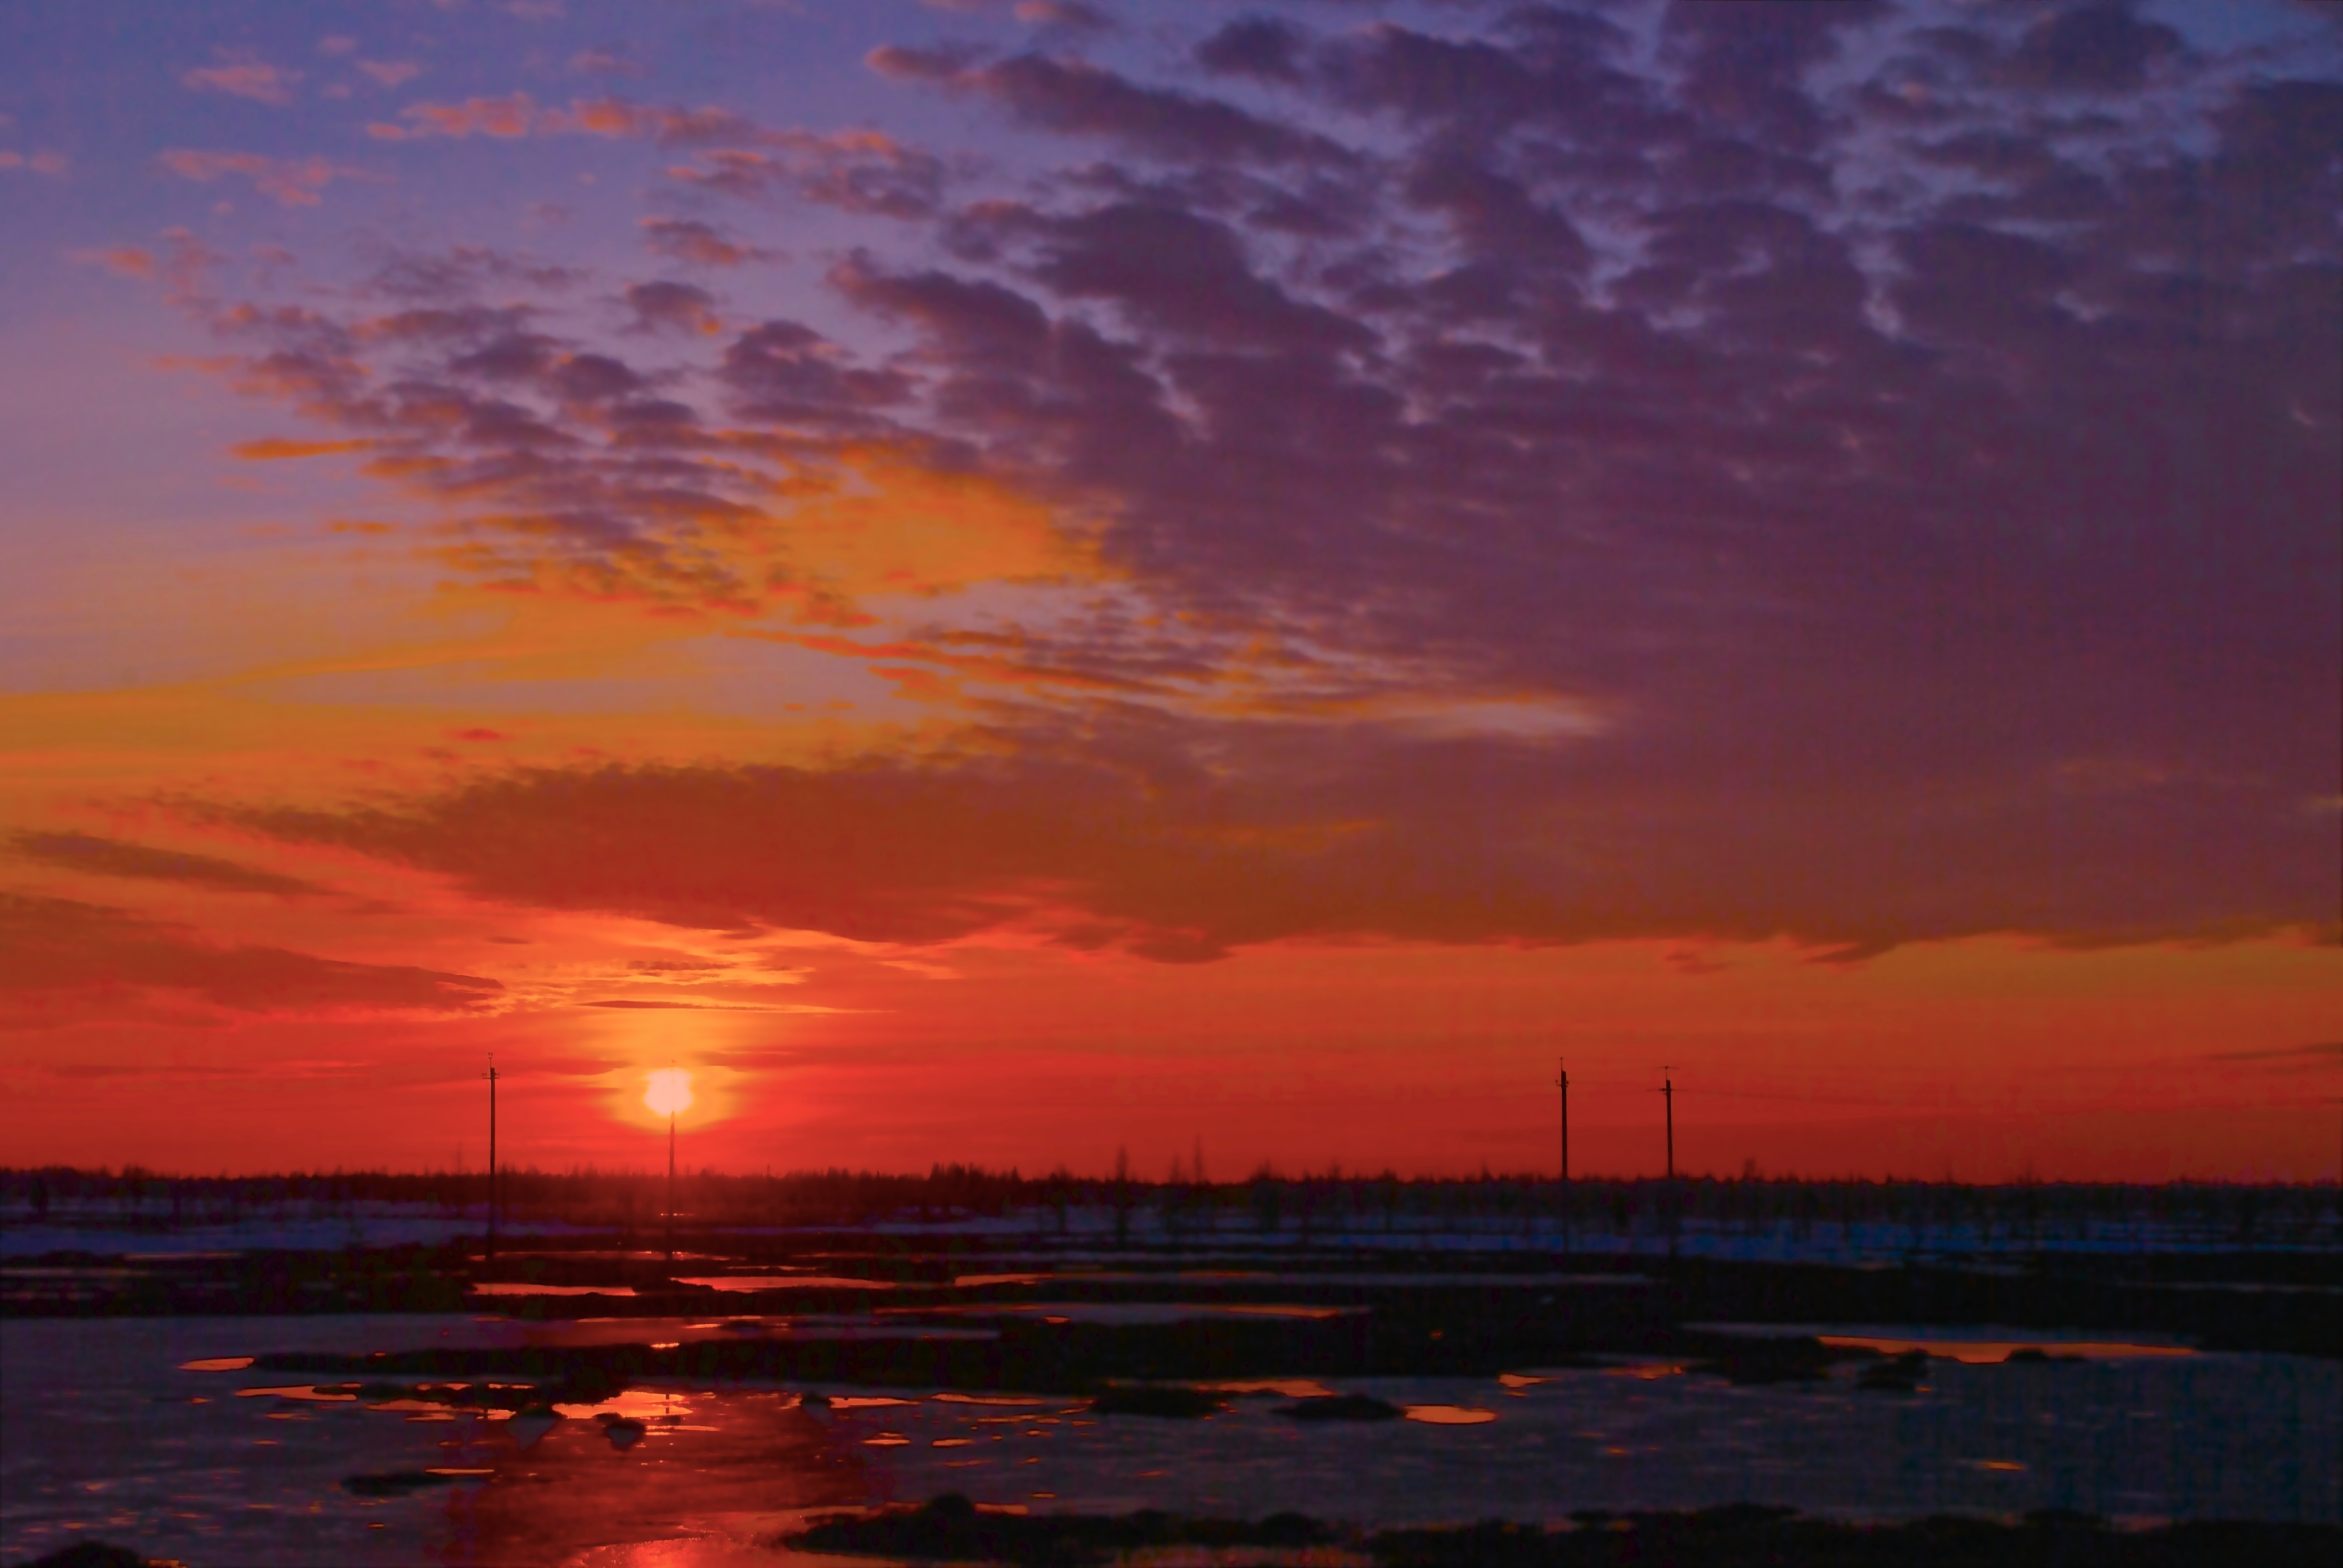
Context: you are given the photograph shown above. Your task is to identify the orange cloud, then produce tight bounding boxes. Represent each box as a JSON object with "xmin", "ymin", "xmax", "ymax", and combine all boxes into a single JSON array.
[
  {"xmin": 7, "ymin": 832, "xmax": 326, "ymax": 897},
  {"xmin": 358, "ymin": 59, "xmax": 423, "ymax": 89},
  {"xmin": 231, "ymin": 437, "xmax": 377, "ymax": 460},
  {"xmin": 181, "ymin": 59, "xmax": 301, "ymax": 106},
  {"xmin": 159, "ymin": 150, "xmax": 364, "ymax": 207},
  {"xmin": 368, "ymin": 93, "xmax": 645, "ymax": 140},
  {"xmin": 0, "ymin": 891, "xmax": 500, "ymax": 1022}
]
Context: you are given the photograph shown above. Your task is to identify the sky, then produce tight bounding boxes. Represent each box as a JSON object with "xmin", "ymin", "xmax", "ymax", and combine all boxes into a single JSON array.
[{"xmin": 1, "ymin": 0, "xmax": 2337, "ymax": 1182}]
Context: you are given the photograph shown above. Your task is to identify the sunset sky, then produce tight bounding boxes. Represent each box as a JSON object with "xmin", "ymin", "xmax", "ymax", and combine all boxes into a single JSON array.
[{"xmin": 2, "ymin": 0, "xmax": 2336, "ymax": 1181}]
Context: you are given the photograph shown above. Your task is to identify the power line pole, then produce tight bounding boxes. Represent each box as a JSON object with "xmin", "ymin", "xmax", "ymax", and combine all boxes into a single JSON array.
[
  {"xmin": 1556, "ymin": 1056, "xmax": 1571, "ymax": 1254},
  {"xmin": 664, "ymin": 1062, "xmax": 680, "ymax": 1266},
  {"xmin": 482, "ymin": 1057, "xmax": 499, "ymax": 1266},
  {"xmin": 1662, "ymin": 1067, "xmax": 1678, "ymax": 1260},
  {"xmin": 1556, "ymin": 1057, "xmax": 1570, "ymax": 1186},
  {"xmin": 1662, "ymin": 1067, "xmax": 1674, "ymax": 1181}
]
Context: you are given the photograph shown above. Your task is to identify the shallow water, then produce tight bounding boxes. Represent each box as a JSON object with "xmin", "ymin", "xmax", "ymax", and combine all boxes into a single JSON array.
[{"xmin": 4, "ymin": 1314, "xmax": 2335, "ymax": 1566}]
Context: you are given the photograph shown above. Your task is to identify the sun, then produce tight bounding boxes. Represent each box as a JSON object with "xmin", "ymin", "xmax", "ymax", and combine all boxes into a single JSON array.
[{"xmin": 644, "ymin": 1068, "xmax": 694, "ymax": 1117}]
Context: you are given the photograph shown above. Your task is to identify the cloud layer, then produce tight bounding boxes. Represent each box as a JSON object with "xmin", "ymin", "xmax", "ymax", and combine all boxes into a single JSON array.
[
  {"xmin": 0, "ymin": 892, "xmax": 501, "ymax": 1021},
  {"xmin": 57, "ymin": 1, "xmax": 2343, "ymax": 965}
]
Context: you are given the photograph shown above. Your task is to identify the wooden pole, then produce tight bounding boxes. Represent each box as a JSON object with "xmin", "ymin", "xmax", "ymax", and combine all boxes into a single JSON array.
[
  {"xmin": 1663, "ymin": 1071, "xmax": 1674, "ymax": 1180},
  {"xmin": 1556, "ymin": 1056, "xmax": 1570, "ymax": 1253},
  {"xmin": 484, "ymin": 1059, "xmax": 499, "ymax": 1266},
  {"xmin": 1662, "ymin": 1069, "xmax": 1677, "ymax": 1260},
  {"xmin": 1556, "ymin": 1057, "xmax": 1570, "ymax": 1186}
]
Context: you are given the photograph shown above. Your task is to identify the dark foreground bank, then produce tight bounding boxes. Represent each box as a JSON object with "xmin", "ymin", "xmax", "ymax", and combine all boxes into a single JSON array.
[
  {"xmin": 792, "ymin": 1498, "xmax": 2343, "ymax": 1567},
  {"xmin": 33, "ymin": 1503, "xmax": 2343, "ymax": 1568}
]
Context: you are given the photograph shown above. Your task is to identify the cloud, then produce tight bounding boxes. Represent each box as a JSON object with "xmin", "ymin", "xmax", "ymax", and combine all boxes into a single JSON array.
[
  {"xmin": 208, "ymin": 754, "xmax": 1544, "ymax": 961},
  {"xmin": 1015, "ymin": 1, "xmax": 1115, "ymax": 30},
  {"xmin": 70, "ymin": 228, "xmax": 218, "ymax": 300},
  {"xmin": 0, "ymin": 149, "xmax": 68, "ymax": 176},
  {"xmin": 8, "ymin": 832, "xmax": 328, "ymax": 897},
  {"xmin": 2211, "ymin": 1042, "xmax": 2343, "ymax": 1062},
  {"xmin": 182, "ymin": 57, "xmax": 301, "ymax": 106},
  {"xmin": 203, "ymin": 708, "xmax": 2334, "ymax": 966},
  {"xmin": 0, "ymin": 892, "xmax": 502, "ymax": 1016},
  {"xmin": 867, "ymin": 48, "xmax": 1354, "ymax": 166},
  {"xmin": 367, "ymin": 93, "xmax": 773, "ymax": 147},
  {"xmin": 369, "ymin": 94, "xmax": 956, "ymax": 217},
  {"xmin": 231, "ymin": 437, "xmax": 375, "ymax": 460},
  {"xmin": 117, "ymin": 2, "xmax": 2343, "ymax": 961},
  {"xmin": 666, "ymin": 129, "xmax": 949, "ymax": 217},
  {"xmin": 159, "ymin": 149, "xmax": 365, "ymax": 207},
  {"xmin": 1023, "ymin": 201, "xmax": 1378, "ymax": 349},
  {"xmin": 622, "ymin": 280, "xmax": 723, "ymax": 335},
  {"xmin": 370, "ymin": 92, "xmax": 560, "ymax": 139},
  {"xmin": 583, "ymin": 998, "xmax": 798, "ymax": 1010},
  {"xmin": 1999, "ymin": 1, "xmax": 2186, "ymax": 94},
  {"xmin": 640, "ymin": 217, "xmax": 772, "ymax": 267},
  {"xmin": 358, "ymin": 59, "xmax": 424, "ymax": 89},
  {"xmin": 570, "ymin": 49, "xmax": 641, "ymax": 77},
  {"xmin": 1196, "ymin": 16, "xmax": 1310, "ymax": 83}
]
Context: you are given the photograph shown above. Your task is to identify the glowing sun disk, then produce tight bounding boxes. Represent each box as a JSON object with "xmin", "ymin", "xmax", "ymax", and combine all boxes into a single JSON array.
[{"xmin": 645, "ymin": 1068, "xmax": 693, "ymax": 1117}]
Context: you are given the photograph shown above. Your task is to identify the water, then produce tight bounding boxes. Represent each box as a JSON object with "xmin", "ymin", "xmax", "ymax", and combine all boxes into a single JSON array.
[{"xmin": 4, "ymin": 1313, "xmax": 2335, "ymax": 1566}]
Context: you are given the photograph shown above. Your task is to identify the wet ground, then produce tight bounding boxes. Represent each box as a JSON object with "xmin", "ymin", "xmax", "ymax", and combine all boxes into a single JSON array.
[
  {"xmin": 4, "ymin": 1306, "xmax": 2336, "ymax": 1566},
  {"xmin": 4, "ymin": 1223, "xmax": 2338, "ymax": 1566}
]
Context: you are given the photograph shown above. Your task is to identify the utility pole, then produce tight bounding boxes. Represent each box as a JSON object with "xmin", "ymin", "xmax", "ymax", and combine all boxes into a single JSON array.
[
  {"xmin": 1661, "ymin": 1067, "xmax": 1678, "ymax": 1261},
  {"xmin": 1556, "ymin": 1056, "xmax": 1571, "ymax": 1254},
  {"xmin": 483, "ymin": 1057, "xmax": 499, "ymax": 1266},
  {"xmin": 1556, "ymin": 1057, "xmax": 1570, "ymax": 1186},
  {"xmin": 1662, "ymin": 1067, "xmax": 1674, "ymax": 1181},
  {"xmin": 666, "ymin": 1106, "xmax": 677, "ymax": 1264}
]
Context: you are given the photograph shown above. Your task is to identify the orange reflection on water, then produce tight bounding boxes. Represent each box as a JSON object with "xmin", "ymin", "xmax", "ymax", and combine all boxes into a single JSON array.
[
  {"xmin": 1817, "ymin": 1336, "xmax": 2197, "ymax": 1364},
  {"xmin": 672, "ymin": 1276, "xmax": 896, "ymax": 1292},
  {"xmin": 1403, "ymin": 1405, "xmax": 1499, "ymax": 1425},
  {"xmin": 441, "ymin": 1390, "xmax": 865, "ymax": 1568},
  {"xmin": 1199, "ymin": 1379, "xmax": 1340, "ymax": 1400}
]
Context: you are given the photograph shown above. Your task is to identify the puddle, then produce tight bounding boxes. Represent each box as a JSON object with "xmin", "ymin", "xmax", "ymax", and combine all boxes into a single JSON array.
[
  {"xmin": 1403, "ymin": 1405, "xmax": 1499, "ymax": 1425},
  {"xmin": 1815, "ymin": 1336, "xmax": 2198, "ymax": 1364},
  {"xmin": 1693, "ymin": 1322, "xmax": 2200, "ymax": 1360},
  {"xmin": 881, "ymin": 1301, "xmax": 1363, "ymax": 1326},
  {"xmin": 551, "ymin": 1389, "xmax": 706, "ymax": 1422},
  {"xmin": 672, "ymin": 1275, "xmax": 897, "ymax": 1292},
  {"xmin": 1196, "ymin": 1379, "xmax": 1339, "ymax": 1400}
]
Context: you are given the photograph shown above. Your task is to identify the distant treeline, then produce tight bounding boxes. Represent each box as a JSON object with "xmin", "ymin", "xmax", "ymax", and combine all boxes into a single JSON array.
[{"xmin": 3, "ymin": 1163, "xmax": 2336, "ymax": 1244}]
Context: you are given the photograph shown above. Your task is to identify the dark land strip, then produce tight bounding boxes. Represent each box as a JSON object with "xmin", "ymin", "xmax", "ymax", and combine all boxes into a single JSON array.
[{"xmin": 10, "ymin": 1240, "xmax": 2337, "ymax": 1357}]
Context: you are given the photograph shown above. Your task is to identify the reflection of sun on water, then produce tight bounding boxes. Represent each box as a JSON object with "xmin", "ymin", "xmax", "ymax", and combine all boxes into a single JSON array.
[{"xmin": 645, "ymin": 1068, "xmax": 693, "ymax": 1117}]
